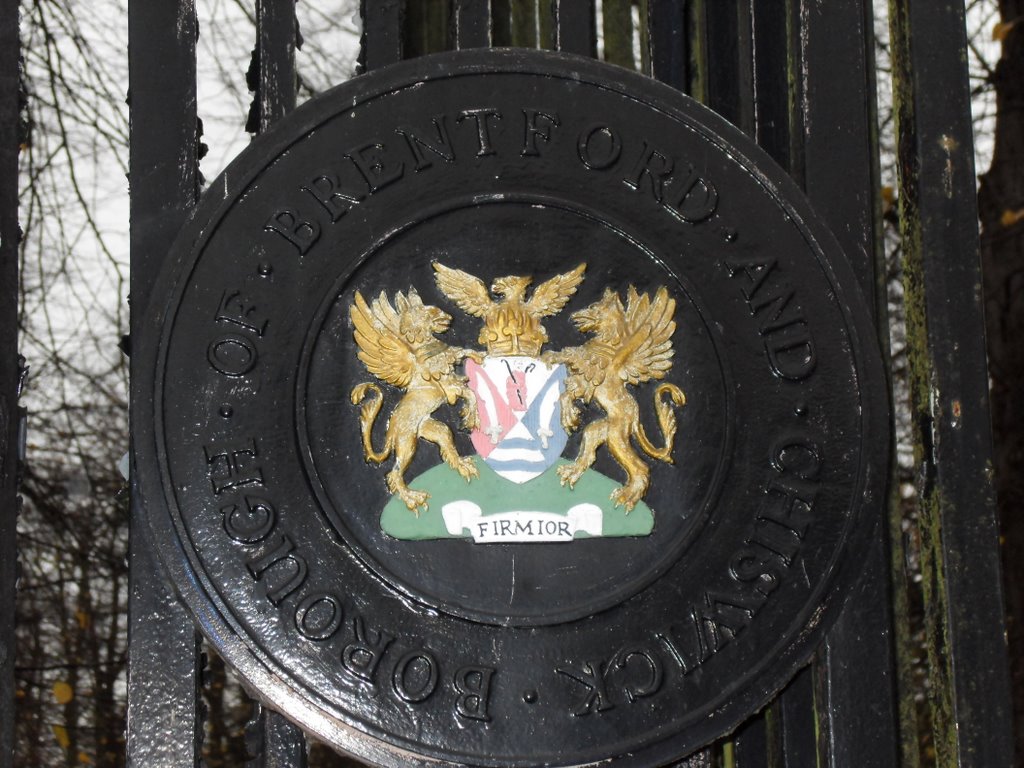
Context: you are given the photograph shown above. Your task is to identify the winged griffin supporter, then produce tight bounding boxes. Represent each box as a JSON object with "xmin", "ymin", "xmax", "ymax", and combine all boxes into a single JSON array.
[
  {"xmin": 349, "ymin": 289, "xmax": 480, "ymax": 514},
  {"xmin": 546, "ymin": 286, "xmax": 687, "ymax": 511}
]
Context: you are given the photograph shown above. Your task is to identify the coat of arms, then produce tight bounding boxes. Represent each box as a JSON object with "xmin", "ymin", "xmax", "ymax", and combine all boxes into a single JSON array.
[{"xmin": 349, "ymin": 262, "xmax": 686, "ymax": 542}]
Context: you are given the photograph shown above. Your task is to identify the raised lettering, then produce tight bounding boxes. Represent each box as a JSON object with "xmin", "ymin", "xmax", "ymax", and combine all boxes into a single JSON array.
[
  {"xmin": 264, "ymin": 209, "xmax": 320, "ymax": 254},
  {"xmin": 207, "ymin": 333, "xmax": 257, "ymax": 376},
  {"xmin": 725, "ymin": 257, "xmax": 777, "ymax": 302},
  {"xmin": 749, "ymin": 520, "xmax": 802, "ymax": 566},
  {"xmin": 766, "ymin": 332, "xmax": 816, "ymax": 380},
  {"xmin": 346, "ymin": 142, "xmax": 404, "ymax": 192},
  {"xmin": 624, "ymin": 141, "xmax": 674, "ymax": 203},
  {"xmin": 222, "ymin": 495, "xmax": 275, "ymax": 543},
  {"xmin": 458, "ymin": 108, "xmax": 502, "ymax": 156},
  {"xmin": 664, "ymin": 163, "xmax": 719, "ymax": 222},
  {"xmin": 216, "ymin": 290, "xmax": 267, "ymax": 336},
  {"xmin": 392, "ymin": 650, "xmax": 439, "ymax": 703},
  {"xmin": 521, "ymin": 109, "xmax": 560, "ymax": 156},
  {"xmin": 728, "ymin": 547, "xmax": 782, "ymax": 596},
  {"xmin": 656, "ymin": 617, "xmax": 702, "ymax": 675},
  {"xmin": 205, "ymin": 440, "xmax": 262, "ymax": 495},
  {"xmin": 704, "ymin": 587, "xmax": 767, "ymax": 633},
  {"xmin": 247, "ymin": 535, "xmax": 308, "ymax": 605},
  {"xmin": 294, "ymin": 592, "xmax": 343, "ymax": 641},
  {"xmin": 302, "ymin": 173, "xmax": 363, "ymax": 222},
  {"xmin": 725, "ymin": 257, "xmax": 817, "ymax": 380},
  {"xmin": 342, "ymin": 616, "xmax": 394, "ymax": 683},
  {"xmin": 758, "ymin": 481, "xmax": 815, "ymax": 539},
  {"xmin": 616, "ymin": 647, "xmax": 663, "ymax": 703},
  {"xmin": 577, "ymin": 124, "xmax": 622, "ymax": 170},
  {"xmin": 453, "ymin": 666, "xmax": 495, "ymax": 721},
  {"xmin": 556, "ymin": 660, "xmax": 614, "ymax": 716},
  {"xmin": 396, "ymin": 116, "xmax": 456, "ymax": 170},
  {"xmin": 771, "ymin": 437, "xmax": 822, "ymax": 481}
]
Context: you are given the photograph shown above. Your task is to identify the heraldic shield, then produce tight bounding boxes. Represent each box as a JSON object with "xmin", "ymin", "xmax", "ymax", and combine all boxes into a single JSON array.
[{"xmin": 465, "ymin": 356, "xmax": 568, "ymax": 483}]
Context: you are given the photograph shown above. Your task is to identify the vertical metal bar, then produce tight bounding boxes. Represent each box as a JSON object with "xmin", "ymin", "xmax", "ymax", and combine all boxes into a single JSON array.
[
  {"xmin": 776, "ymin": 667, "xmax": 819, "ymax": 766},
  {"xmin": 0, "ymin": 1, "xmax": 19, "ymax": 765},
  {"xmin": 251, "ymin": 704, "xmax": 307, "ymax": 768},
  {"xmin": 510, "ymin": 0, "xmax": 539, "ymax": 48},
  {"xmin": 253, "ymin": 6, "xmax": 308, "ymax": 762},
  {"xmin": 643, "ymin": 9, "xmax": 738, "ymax": 762},
  {"xmin": 453, "ymin": 0, "xmax": 491, "ymax": 48},
  {"xmin": 538, "ymin": 0, "xmax": 556, "ymax": 49},
  {"xmin": 703, "ymin": 0, "xmax": 754, "ymax": 135},
  {"xmin": 686, "ymin": 0, "xmax": 708, "ymax": 102},
  {"xmin": 491, "ymin": 0, "xmax": 513, "ymax": 46},
  {"xmin": 404, "ymin": 0, "xmax": 451, "ymax": 57},
  {"xmin": 647, "ymin": 0, "xmax": 687, "ymax": 92},
  {"xmin": 799, "ymin": 0, "xmax": 879, "ymax": 297},
  {"xmin": 126, "ymin": 0, "xmax": 202, "ymax": 765},
  {"xmin": 750, "ymin": 0, "xmax": 792, "ymax": 173},
  {"xmin": 794, "ymin": 1, "xmax": 902, "ymax": 765},
  {"xmin": 554, "ymin": 0, "xmax": 596, "ymax": 57},
  {"xmin": 889, "ymin": 0, "xmax": 1015, "ymax": 765},
  {"xmin": 602, "ymin": 0, "xmax": 634, "ymax": 68},
  {"xmin": 257, "ymin": 0, "xmax": 297, "ymax": 132},
  {"xmin": 360, "ymin": 0, "xmax": 403, "ymax": 72},
  {"xmin": 126, "ymin": 540, "xmax": 202, "ymax": 766},
  {"xmin": 731, "ymin": 713, "xmax": 771, "ymax": 768},
  {"xmin": 637, "ymin": 0, "xmax": 650, "ymax": 76}
]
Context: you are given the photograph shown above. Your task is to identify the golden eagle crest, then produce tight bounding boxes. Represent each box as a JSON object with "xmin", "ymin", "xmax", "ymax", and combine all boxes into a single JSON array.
[{"xmin": 349, "ymin": 264, "xmax": 686, "ymax": 516}]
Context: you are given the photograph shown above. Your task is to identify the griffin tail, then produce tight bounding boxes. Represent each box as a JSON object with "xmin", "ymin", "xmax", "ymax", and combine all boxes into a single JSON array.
[
  {"xmin": 350, "ymin": 382, "xmax": 391, "ymax": 463},
  {"xmin": 634, "ymin": 383, "xmax": 686, "ymax": 461}
]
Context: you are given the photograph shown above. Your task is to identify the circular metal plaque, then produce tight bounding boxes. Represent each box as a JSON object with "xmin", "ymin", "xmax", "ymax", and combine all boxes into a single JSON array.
[{"xmin": 137, "ymin": 50, "xmax": 888, "ymax": 767}]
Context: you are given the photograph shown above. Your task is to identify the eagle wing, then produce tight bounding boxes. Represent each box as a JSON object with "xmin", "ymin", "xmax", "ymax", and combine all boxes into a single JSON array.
[
  {"xmin": 350, "ymin": 291, "xmax": 418, "ymax": 389},
  {"xmin": 433, "ymin": 262, "xmax": 493, "ymax": 318},
  {"xmin": 614, "ymin": 286, "xmax": 677, "ymax": 385},
  {"xmin": 527, "ymin": 263, "xmax": 587, "ymax": 318}
]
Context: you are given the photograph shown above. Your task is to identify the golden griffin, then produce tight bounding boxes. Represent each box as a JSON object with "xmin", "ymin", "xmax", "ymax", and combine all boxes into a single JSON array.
[
  {"xmin": 349, "ymin": 263, "xmax": 686, "ymax": 515},
  {"xmin": 349, "ymin": 289, "xmax": 480, "ymax": 514},
  {"xmin": 545, "ymin": 286, "xmax": 686, "ymax": 511}
]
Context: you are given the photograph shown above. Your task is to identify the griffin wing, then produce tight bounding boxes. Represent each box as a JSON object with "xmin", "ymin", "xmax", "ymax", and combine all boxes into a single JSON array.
[
  {"xmin": 566, "ymin": 346, "xmax": 610, "ymax": 390},
  {"xmin": 433, "ymin": 262, "xmax": 493, "ymax": 318},
  {"xmin": 350, "ymin": 291, "xmax": 418, "ymax": 389},
  {"xmin": 527, "ymin": 263, "xmax": 587, "ymax": 318},
  {"xmin": 613, "ymin": 286, "xmax": 677, "ymax": 385}
]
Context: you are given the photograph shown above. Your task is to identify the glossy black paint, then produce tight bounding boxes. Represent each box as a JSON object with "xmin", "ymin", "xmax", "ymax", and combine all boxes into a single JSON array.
[
  {"xmin": 135, "ymin": 50, "xmax": 888, "ymax": 767},
  {"xmin": 0, "ymin": 2, "xmax": 20, "ymax": 766},
  {"xmin": 126, "ymin": 1, "xmax": 203, "ymax": 765},
  {"xmin": 116, "ymin": 2, "xmax": 1016, "ymax": 767}
]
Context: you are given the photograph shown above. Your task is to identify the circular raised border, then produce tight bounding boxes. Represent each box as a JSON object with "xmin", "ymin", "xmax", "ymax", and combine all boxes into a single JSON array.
[{"xmin": 135, "ymin": 49, "xmax": 890, "ymax": 767}]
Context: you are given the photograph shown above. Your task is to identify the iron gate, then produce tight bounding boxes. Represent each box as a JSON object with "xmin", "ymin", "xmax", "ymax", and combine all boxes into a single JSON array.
[{"xmin": 0, "ymin": 0, "xmax": 1015, "ymax": 765}]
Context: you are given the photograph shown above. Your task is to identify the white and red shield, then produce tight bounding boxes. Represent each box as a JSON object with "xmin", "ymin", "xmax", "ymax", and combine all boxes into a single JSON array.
[{"xmin": 465, "ymin": 356, "xmax": 567, "ymax": 483}]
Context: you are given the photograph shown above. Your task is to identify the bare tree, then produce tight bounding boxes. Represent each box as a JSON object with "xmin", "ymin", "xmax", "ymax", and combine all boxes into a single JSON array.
[{"xmin": 978, "ymin": 1, "xmax": 1024, "ymax": 762}]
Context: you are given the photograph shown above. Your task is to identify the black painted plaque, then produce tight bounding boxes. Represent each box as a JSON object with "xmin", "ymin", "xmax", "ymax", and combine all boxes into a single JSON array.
[{"xmin": 136, "ymin": 50, "xmax": 889, "ymax": 767}]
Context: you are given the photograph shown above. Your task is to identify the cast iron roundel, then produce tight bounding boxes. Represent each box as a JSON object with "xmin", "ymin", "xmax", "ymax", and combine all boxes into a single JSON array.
[{"xmin": 136, "ymin": 49, "xmax": 889, "ymax": 767}]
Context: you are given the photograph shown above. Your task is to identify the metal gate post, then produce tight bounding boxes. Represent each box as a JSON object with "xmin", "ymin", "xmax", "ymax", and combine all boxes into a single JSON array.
[
  {"xmin": 126, "ymin": 1, "xmax": 202, "ymax": 765},
  {"xmin": 0, "ymin": 1, "xmax": 22, "ymax": 765}
]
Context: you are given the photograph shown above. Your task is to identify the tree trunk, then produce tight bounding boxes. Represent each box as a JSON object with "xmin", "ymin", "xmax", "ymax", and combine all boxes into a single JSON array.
[{"xmin": 979, "ymin": 1, "xmax": 1024, "ymax": 763}]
